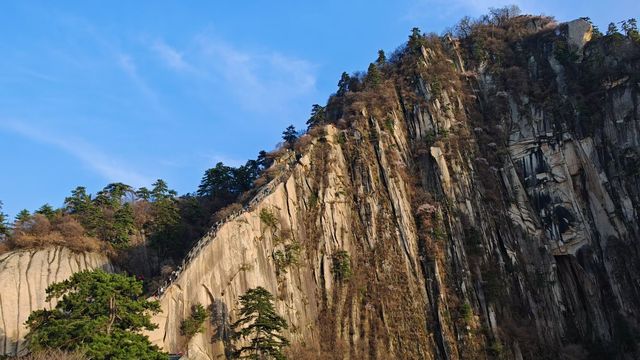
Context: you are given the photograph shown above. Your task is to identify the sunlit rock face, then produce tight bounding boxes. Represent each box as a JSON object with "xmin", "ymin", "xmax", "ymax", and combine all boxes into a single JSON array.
[
  {"xmin": 0, "ymin": 247, "xmax": 113, "ymax": 356},
  {"xmin": 0, "ymin": 16, "xmax": 614, "ymax": 360}
]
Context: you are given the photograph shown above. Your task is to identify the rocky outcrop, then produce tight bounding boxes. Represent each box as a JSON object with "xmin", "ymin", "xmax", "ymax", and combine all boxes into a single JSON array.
[
  {"xmin": 0, "ymin": 247, "xmax": 113, "ymax": 356},
  {"xmin": 151, "ymin": 17, "xmax": 640, "ymax": 359}
]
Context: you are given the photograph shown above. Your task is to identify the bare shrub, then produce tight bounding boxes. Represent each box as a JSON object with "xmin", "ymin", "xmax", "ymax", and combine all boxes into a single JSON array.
[
  {"xmin": 212, "ymin": 202, "xmax": 243, "ymax": 223},
  {"xmin": 56, "ymin": 216, "xmax": 85, "ymax": 238},
  {"xmin": 29, "ymin": 214, "xmax": 51, "ymax": 237},
  {"xmin": 293, "ymin": 134, "xmax": 314, "ymax": 154},
  {"xmin": 17, "ymin": 349, "xmax": 87, "ymax": 360}
]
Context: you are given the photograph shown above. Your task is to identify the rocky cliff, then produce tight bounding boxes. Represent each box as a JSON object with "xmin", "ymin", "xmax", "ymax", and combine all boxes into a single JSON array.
[
  {"xmin": 0, "ymin": 247, "xmax": 113, "ymax": 356},
  {"xmin": 148, "ymin": 17, "xmax": 640, "ymax": 359}
]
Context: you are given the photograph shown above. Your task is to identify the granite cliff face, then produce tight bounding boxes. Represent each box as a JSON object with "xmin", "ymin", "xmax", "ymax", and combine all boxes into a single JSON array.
[
  {"xmin": 148, "ymin": 18, "xmax": 640, "ymax": 359},
  {"xmin": 0, "ymin": 247, "xmax": 113, "ymax": 356}
]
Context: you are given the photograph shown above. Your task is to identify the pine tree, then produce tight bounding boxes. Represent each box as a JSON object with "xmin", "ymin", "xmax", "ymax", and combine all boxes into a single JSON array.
[
  {"xmin": 621, "ymin": 18, "xmax": 639, "ymax": 41},
  {"xmin": 25, "ymin": 270, "xmax": 166, "ymax": 360},
  {"xmin": 337, "ymin": 72, "xmax": 351, "ymax": 96},
  {"xmin": 366, "ymin": 62, "xmax": 382, "ymax": 87},
  {"xmin": 231, "ymin": 287, "xmax": 289, "ymax": 360},
  {"xmin": 0, "ymin": 201, "xmax": 9, "ymax": 240},
  {"xmin": 282, "ymin": 125, "xmax": 298, "ymax": 148},
  {"xmin": 151, "ymin": 179, "xmax": 177, "ymax": 201},
  {"xmin": 36, "ymin": 204, "xmax": 56, "ymax": 221},
  {"xmin": 376, "ymin": 49, "xmax": 386, "ymax": 65},
  {"xmin": 136, "ymin": 187, "xmax": 151, "ymax": 201},
  {"xmin": 607, "ymin": 22, "xmax": 620, "ymax": 36},
  {"xmin": 14, "ymin": 209, "xmax": 31, "ymax": 225},
  {"xmin": 306, "ymin": 104, "xmax": 326, "ymax": 128}
]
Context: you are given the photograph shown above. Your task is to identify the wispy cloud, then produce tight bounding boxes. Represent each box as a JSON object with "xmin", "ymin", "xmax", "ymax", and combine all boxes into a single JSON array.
[
  {"xmin": 150, "ymin": 34, "xmax": 317, "ymax": 114},
  {"xmin": 199, "ymin": 36, "xmax": 317, "ymax": 112},
  {"xmin": 115, "ymin": 53, "xmax": 163, "ymax": 108},
  {"xmin": 151, "ymin": 39, "xmax": 193, "ymax": 72},
  {"xmin": 0, "ymin": 120, "xmax": 151, "ymax": 187}
]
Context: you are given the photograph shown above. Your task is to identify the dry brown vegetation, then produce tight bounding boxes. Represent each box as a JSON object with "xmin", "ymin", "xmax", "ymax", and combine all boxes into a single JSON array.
[
  {"xmin": 3, "ymin": 214, "xmax": 103, "ymax": 255},
  {"xmin": 12, "ymin": 349, "xmax": 87, "ymax": 360}
]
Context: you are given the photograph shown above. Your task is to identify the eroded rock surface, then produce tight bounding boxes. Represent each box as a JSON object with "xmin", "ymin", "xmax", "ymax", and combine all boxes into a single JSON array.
[{"xmin": 0, "ymin": 247, "xmax": 113, "ymax": 355}]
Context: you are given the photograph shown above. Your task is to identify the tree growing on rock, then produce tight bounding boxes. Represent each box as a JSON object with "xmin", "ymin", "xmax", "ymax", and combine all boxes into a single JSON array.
[
  {"xmin": 0, "ymin": 201, "xmax": 9, "ymax": 240},
  {"xmin": 282, "ymin": 125, "xmax": 298, "ymax": 149},
  {"xmin": 25, "ymin": 270, "xmax": 166, "ymax": 360},
  {"xmin": 231, "ymin": 287, "xmax": 289, "ymax": 359}
]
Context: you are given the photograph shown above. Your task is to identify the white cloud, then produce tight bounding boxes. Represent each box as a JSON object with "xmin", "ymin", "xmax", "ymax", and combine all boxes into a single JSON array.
[
  {"xmin": 151, "ymin": 40, "xmax": 192, "ymax": 71},
  {"xmin": 155, "ymin": 34, "xmax": 318, "ymax": 113},
  {"xmin": 0, "ymin": 120, "xmax": 151, "ymax": 187},
  {"xmin": 116, "ymin": 53, "xmax": 159, "ymax": 103}
]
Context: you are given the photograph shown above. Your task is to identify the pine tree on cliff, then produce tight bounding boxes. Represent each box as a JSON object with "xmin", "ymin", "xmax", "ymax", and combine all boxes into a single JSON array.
[
  {"xmin": 366, "ymin": 62, "xmax": 382, "ymax": 87},
  {"xmin": 14, "ymin": 209, "xmax": 31, "ymax": 225},
  {"xmin": 306, "ymin": 104, "xmax": 326, "ymax": 128},
  {"xmin": 25, "ymin": 270, "xmax": 166, "ymax": 360},
  {"xmin": 35, "ymin": 203, "xmax": 56, "ymax": 221},
  {"xmin": 231, "ymin": 287, "xmax": 289, "ymax": 360},
  {"xmin": 337, "ymin": 71, "xmax": 350, "ymax": 96},
  {"xmin": 282, "ymin": 125, "xmax": 298, "ymax": 149},
  {"xmin": 376, "ymin": 49, "xmax": 386, "ymax": 65},
  {"xmin": 0, "ymin": 201, "xmax": 9, "ymax": 240}
]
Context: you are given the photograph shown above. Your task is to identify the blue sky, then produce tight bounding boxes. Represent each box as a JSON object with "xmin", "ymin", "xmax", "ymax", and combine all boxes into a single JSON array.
[{"xmin": 0, "ymin": 1, "xmax": 637, "ymax": 218}]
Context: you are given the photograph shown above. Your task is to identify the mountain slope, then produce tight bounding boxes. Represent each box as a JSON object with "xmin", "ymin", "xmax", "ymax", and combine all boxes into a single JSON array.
[{"xmin": 149, "ymin": 16, "xmax": 640, "ymax": 359}]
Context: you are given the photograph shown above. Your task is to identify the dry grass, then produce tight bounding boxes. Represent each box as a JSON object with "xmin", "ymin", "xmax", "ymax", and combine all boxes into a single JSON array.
[
  {"xmin": 4, "ymin": 215, "xmax": 103, "ymax": 255},
  {"xmin": 212, "ymin": 202, "xmax": 243, "ymax": 223},
  {"xmin": 13, "ymin": 349, "xmax": 87, "ymax": 360}
]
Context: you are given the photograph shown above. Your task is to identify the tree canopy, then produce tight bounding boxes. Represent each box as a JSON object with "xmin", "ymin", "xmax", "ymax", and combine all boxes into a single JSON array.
[
  {"xmin": 0, "ymin": 201, "xmax": 9, "ymax": 240},
  {"xmin": 281, "ymin": 125, "xmax": 298, "ymax": 148},
  {"xmin": 25, "ymin": 270, "xmax": 166, "ymax": 360},
  {"xmin": 231, "ymin": 287, "xmax": 289, "ymax": 360}
]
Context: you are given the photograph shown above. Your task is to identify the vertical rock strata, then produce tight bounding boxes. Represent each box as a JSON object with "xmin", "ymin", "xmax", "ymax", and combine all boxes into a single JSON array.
[
  {"xmin": 134, "ymin": 18, "xmax": 640, "ymax": 359},
  {"xmin": 0, "ymin": 247, "xmax": 113, "ymax": 356}
]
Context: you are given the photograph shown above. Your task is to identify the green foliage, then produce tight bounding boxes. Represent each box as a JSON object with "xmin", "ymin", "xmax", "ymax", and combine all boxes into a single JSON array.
[
  {"xmin": 607, "ymin": 22, "xmax": 620, "ymax": 36},
  {"xmin": 25, "ymin": 270, "xmax": 165, "ymax": 360},
  {"xmin": 553, "ymin": 39, "xmax": 579, "ymax": 64},
  {"xmin": 306, "ymin": 104, "xmax": 326, "ymax": 128},
  {"xmin": 231, "ymin": 287, "xmax": 289, "ymax": 360},
  {"xmin": 366, "ymin": 62, "xmax": 382, "ymax": 87},
  {"xmin": 273, "ymin": 242, "xmax": 300, "ymax": 276},
  {"xmin": 461, "ymin": 302, "xmax": 473, "ymax": 324},
  {"xmin": 15, "ymin": 209, "xmax": 31, "ymax": 224},
  {"xmin": 180, "ymin": 304, "xmax": 207, "ymax": 339},
  {"xmin": 260, "ymin": 209, "xmax": 278, "ymax": 228},
  {"xmin": 282, "ymin": 125, "xmax": 298, "ymax": 148},
  {"xmin": 376, "ymin": 49, "xmax": 386, "ymax": 65},
  {"xmin": 0, "ymin": 201, "xmax": 9, "ymax": 239},
  {"xmin": 620, "ymin": 18, "xmax": 640, "ymax": 42},
  {"xmin": 488, "ymin": 339, "xmax": 504, "ymax": 358},
  {"xmin": 430, "ymin": 79, "xmax": 442, "ymax": 99},
  {"xmin": 331, "ymin": 250, "xmax": 352, "ymax": 281},
  {"xmin": 384, "ymin": 118, "xmax": 395, "ymax": 134},
  {"xmin": 408, "ymin": 27, "xmax": 425, "ymax": 52},
  {"xmin": 308, "ymin": 193, "xmax": 318, "ymax": 208},
  {"xmin": 337, "ymin": 72, "xmax": 351, "ymax": 96},
  {"xmin": 36, "ymin": 204, "xmax": 56, "ymax": 221}
]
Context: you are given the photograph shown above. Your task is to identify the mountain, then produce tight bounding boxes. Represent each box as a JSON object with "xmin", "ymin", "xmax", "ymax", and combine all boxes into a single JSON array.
[
  {"xmin": 146, "ymin": 15, "xmax": 640, "ymax": 360},
  {"xmin": 2, "ymin": 11, "xmax": 640, "ymax": 360}
]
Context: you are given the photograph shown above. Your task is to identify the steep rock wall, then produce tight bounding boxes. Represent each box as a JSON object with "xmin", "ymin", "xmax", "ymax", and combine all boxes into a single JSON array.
[
  {"xmin": 0, "ymin": 247, "xmax": 113, "ymax": 356},
  {"xmin": 152, "ymin": 18, "xmax": 640, "ymax": 360}
]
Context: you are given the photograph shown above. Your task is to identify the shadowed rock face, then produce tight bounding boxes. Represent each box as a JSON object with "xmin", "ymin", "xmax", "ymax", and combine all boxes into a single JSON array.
[
  {"xmin": 0, "ymin": 247, "xmax": 113, "ymax": 356},
  {"xmin": 147, "ymin": 18, "xmax": 640, "ymax": 359}
]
